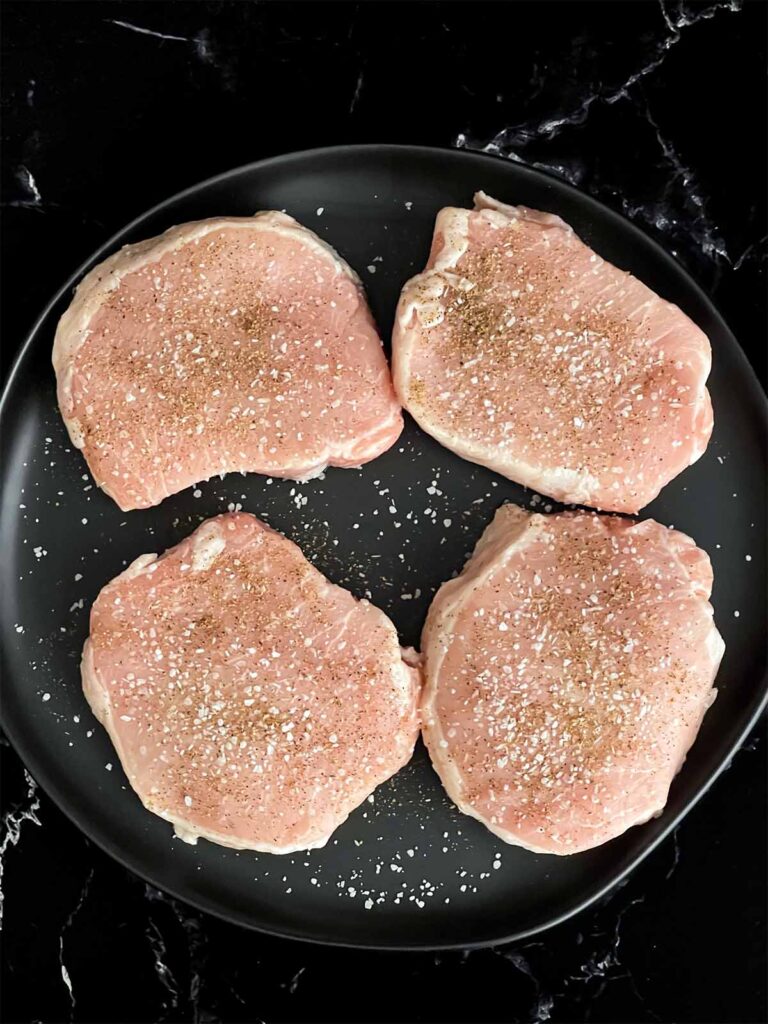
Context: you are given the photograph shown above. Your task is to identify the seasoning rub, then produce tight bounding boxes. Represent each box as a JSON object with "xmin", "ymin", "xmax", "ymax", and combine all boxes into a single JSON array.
[{"xmin": 421, "ymin": 504, "xmax": 724, "ymax": 854}]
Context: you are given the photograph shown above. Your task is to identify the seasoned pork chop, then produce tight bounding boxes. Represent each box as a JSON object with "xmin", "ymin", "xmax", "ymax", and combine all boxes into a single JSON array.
[
  {"xmin": 82, "ymin": 513, "xmax": 421, "ymax": 852},
  {"xmin": 421, "ymin": 504, "xmax": 723, "ymax": 854},
  {"xmin": 393, "ymin": 193, "xmax": 713, "ymax": 513},
  {"xmin": 54, "ymin": 213, "xmax": 403, "ymax": 510}
]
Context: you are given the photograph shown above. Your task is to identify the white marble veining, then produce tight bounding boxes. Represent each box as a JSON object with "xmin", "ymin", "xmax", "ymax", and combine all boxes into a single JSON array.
[{"xmin": 0, "ymin": 769, "xmax": 41, "ymax": 927}]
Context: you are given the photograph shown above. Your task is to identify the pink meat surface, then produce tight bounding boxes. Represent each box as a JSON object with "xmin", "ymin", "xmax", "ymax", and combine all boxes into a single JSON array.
[
  {"xmin": 421, "ymin": 504, "xmax": 724, "ymax": 854},
  {"xmin": 54, "ymin": 213, "xmax": 403, "ymax": 510},
  {"xmin": 393, "ymin": 193, "xmax": 713, "ymax": 513},
  {"xmin": 83, "ymin": 513, "xmax": 421, "ymax": 853}
]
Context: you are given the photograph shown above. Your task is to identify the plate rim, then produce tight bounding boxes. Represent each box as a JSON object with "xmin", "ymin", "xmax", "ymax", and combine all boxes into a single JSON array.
[{"xmin": 1, "ymin": 143, "xmax": 766, "ymax": 951}]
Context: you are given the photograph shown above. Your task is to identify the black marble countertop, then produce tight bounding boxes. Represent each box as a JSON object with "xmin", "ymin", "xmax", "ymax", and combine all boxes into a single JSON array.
[{"xmin": 2, "ymin": 3, "xmax": 766, "ymax": 1022}]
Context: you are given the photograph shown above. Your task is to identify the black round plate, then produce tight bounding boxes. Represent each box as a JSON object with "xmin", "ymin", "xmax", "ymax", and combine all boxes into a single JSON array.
[{"xmin": 1, "ymin": 145, "xmax": 766, "ymax": 950}]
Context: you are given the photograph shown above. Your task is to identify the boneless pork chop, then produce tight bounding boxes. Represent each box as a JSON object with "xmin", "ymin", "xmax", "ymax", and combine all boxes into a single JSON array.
[
  {"xmin": 421, "ymin": 504, "xmax": 723, "ymax": 854},
  {"xmin": 82, "ymin": 513, "xmax": 421, "ymax": 852},
  {"xmin": 393, "ymin": 193, "xmax": 713, "ymax": 513},
  {"xmin": 54, "ymin": 213, "xmax": 402, "ymax": 510}
]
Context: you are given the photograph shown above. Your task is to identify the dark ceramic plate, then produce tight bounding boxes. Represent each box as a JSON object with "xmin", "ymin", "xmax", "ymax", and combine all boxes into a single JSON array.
[{"xmin": 1, "ymin": 145, "xmax": 766, "ymax": 950}]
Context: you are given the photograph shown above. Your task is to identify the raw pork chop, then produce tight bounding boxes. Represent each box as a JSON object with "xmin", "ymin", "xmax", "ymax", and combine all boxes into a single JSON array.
[
  {"xmin": 421, "ymin": 504, "xmax": 723, "ymax": 854},
  {"xmin": 54, "ymin": 213, "xmax": 402, "ymax": 510},
  {"xmin": 393, "ymin": 193, "xmax": 713, "ymax": 513},
  {"xmin": 82, "ymin": 512, "xmax": 421, "ymax": 852}
]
